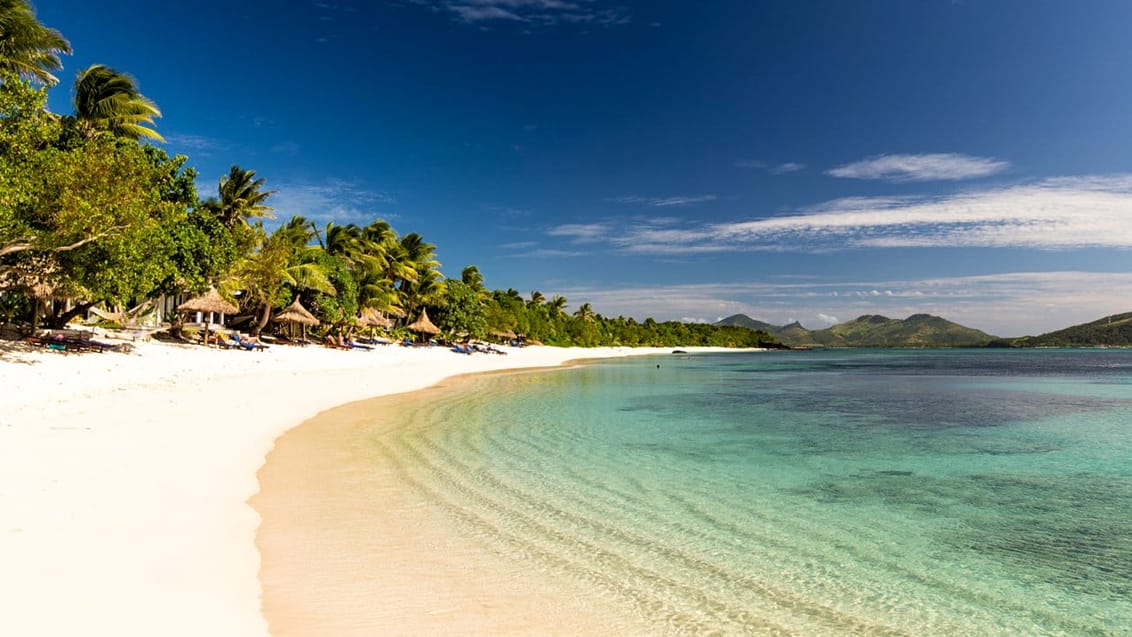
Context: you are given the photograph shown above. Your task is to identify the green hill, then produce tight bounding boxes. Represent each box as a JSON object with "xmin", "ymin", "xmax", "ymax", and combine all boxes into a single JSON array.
[
  {"xmin": 1010, "ymin": 312, "xmax": 1132, "ymax": 347},
  {"xmin": 716, "ymin": 313, "xmax": 997, "ymax": 348}
]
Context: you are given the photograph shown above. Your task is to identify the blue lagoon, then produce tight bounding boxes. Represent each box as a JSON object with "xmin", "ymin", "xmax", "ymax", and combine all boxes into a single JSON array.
[{"xmin": 258, "ymin": 349, "xmax": 1132, "ymax": 635}]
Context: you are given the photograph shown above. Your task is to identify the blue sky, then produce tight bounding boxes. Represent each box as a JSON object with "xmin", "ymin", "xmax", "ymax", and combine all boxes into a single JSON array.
[{"xmin": 34, "ymin": 0, "xmax": 1132, "ymax": 336}]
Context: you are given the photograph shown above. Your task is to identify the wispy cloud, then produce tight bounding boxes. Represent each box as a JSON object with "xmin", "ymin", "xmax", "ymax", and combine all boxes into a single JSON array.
[
  {"xmin": 504, "ymin": 248, "xmax": 588, "ymax": 258},
  {"xmin": 771, "ymin": 162, "xmax": 806, "ymax": 174},
  {"xmin": 736, "ymin": 159, "xmax": 806, "ymax": 174},
  {"xmin": 828, "ymin": 153, "xmax": 1009, "ymax": 182},
  {"xmin": 613, "ymin": 195, "xmax": 718, "ymax": 207},
  {"xmin": 555, "ymin": 271, "xmax": 1132, "ymax": 337},
  {"xmin": 546, "ymin": 222, "xmax": 613, "ymax": 242},
  {"xmin": 405, "ymin": 0, "xmax": 630, "ymax": 26},
  {"xmin": 162, "ymin": 133, "xmax": 224, "ymax": 155},
  {"xmin": 558, "ymin": 174, "xmax": 1132, "ymax": 254},
  {"xmin": 270, "ymin": 180, "xmax": 396, "ymax": 224}
]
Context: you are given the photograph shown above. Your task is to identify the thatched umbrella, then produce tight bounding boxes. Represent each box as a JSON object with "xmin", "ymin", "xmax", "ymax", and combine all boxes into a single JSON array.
[
  {"xmin": 178, "ymin": 287, "xmax": 238, "ymax": 345},
  {"xmin": 491, "ymin": 329, "xmax": 517, "ymax": 342},
  {"xmin": 358, "ymin": 307, "xmax": 393, "ymax": 330},
  {"xmin": 406, "ymin": 309, "xmax": 440, "ymax": 341},
  {"xmin": 274, "ymin": 298, "xmax": 319, "ymax": 340}
]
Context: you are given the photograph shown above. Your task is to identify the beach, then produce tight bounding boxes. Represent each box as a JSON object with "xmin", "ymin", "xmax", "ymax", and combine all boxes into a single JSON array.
[{"xmin": 0, "ymin": 339, "xmax": 690, "ymax": 637}]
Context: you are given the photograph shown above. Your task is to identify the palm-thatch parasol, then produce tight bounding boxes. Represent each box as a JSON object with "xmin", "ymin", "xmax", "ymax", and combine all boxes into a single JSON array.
[
  {"xmin": 178, "ymin": 287, "xmax": 238, "ymax": 345},
  {"xmin": 490, "ymin": 329, "xmax": 517, "ymax": 342},
  {"xmin": 274, "ymin": 298, "xmax": 319, "ymax": 340},
  {"xmin": 358, "ymin": 307, "xmax": 393, "ymax": 330},
  {"xmin": 406, "ymin": 309, "xmax": 440, "ymax": 340}
]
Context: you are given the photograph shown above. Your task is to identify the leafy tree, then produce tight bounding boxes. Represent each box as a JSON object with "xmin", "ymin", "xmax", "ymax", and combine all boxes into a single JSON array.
[
  {"xmin": 229, "ymin": 223, "xmax": 334, "ymax": 335},
  {"xmin": 1, "ymin": 80, "xmax": 192, "ymax": 326},
  {"xmin": 433, "ymin": 279, "xmax": 486, "ymax": 338},
  {"xmin": 0, "ymin": 0, "xmax": 70, "ymax": 86}
]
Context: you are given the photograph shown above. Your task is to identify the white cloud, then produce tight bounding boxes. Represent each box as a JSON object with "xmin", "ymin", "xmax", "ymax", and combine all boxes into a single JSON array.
[
  {"xmin": 828, "ymin": 153, "xmax": 1009, "ymax": 182},
  {"xmin": 270, "ymin": 180, "xmax": 395, "ymax": 224},
  {"xmin": 546, "ymin": 222, "xmax": 612, "ymax": 242},
  {"xmin": 817, "ymin": 313, "xmax": 839, "ymax": 325},
  {"xmin": 570, "ymin": 174, "xmax": 1132, "ymax": 254},
  {"xmin": 162, "ymin": 133, "xmax": 222, "ymax": 154},
  {"xmin": 613, "ymin": 195, "xmax": 717, "ymax": 207},
  {"xmin": 736, "ymin": 159, "xmax": 806, "ymax": 175},
  {"xmin": 771, "ymin": 162, "xmax": 806, "ymax": 174}
]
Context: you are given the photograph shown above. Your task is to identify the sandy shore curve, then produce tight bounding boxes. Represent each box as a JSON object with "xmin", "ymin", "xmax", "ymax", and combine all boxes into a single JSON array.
[{"xmin": 0, "ymin": 340, "xmax": 723, "ymax": 636}]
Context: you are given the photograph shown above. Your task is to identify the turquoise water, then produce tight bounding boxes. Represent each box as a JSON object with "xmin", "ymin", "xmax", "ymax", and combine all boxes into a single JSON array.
[{"xmin": 367, "ymin": 350, "xmax": 1132, "ymax": 635}]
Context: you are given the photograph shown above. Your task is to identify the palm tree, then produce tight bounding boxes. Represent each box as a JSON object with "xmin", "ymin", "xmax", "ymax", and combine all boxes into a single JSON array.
[
  {"xmin": 461, "ymin": 265, "xmax": 484, "ymax": 290},
  {"xmin": 548, "ymin": 295, "xmax": 567, "ymax": 317},
  {"xmin": 72, "ymin": 64, "xmax": 163, "ymax": 141},
  {"xmin": 214, "ymin": 165, "xmax": 274, "ymax": 228},
  {"xmin": 229, "ymin": 225, "xmax": 335, "ymax": 335},
  {"xmin": 0, "ymin": 0, "xmax": 71, "ymax": 86},
  {"xmin": 396, "ymin": 232, "xmax": 444, "ymax": 316},
  {"xmin": 574, "ymin": 302, "xmax": 595, "ymax": 322},
  {"xmin": 528, "ymin": 290, "xmax": 545, "ymax": 309}
]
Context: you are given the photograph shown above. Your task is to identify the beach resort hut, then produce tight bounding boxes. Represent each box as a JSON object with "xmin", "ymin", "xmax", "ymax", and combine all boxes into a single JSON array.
[
  {"xmin": 358, "ymin": 307, "xmax": 393, "ymax": 330},
  {"xmin": 274, "ymin": 298, "xmax": 319, "ymax": 341},
  {"xmin": 177, "ymin": 287, "xmax": 238, "ymax": 345},
  {"xmin": 490, "ymin": 329, "xmax": 517, "ymax": 344},
  {"xmin": 406, "ymin": 309, "xmax": 440, "ymax": 341}
]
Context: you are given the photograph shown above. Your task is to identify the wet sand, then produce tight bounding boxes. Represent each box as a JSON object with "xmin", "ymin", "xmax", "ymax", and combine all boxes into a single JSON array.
[{"xmin": 253, "ymin": 373, "xmax": 651, "ymax": 635}]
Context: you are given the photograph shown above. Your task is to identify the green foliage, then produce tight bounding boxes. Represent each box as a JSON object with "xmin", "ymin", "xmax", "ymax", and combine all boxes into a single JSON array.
[
  {"xmin": 72, "ymin": 64, "xmax": 162, "ymax": 142},
  {"xmin": 434, "ymin": 280, "xmax": 486, "ymax": 338},
  {"xmin": 304, "ymin": 250, "xmax": 357, "ymax": 328},
  {"xmin": 718, "ymin": 312, "xmax": 996, "ymax": 348},
  {"xmin": 0, "ymin": 0, "xmax": 71, "ymax": 86},
  {"xmin": 1009, "ymin": 312, "xmax": 1132, "ymax": 347}
]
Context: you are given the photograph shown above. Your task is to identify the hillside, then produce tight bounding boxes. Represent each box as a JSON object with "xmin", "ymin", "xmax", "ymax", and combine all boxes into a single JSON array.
[
  {"xmin": 1010, "ymin": 312, "xmax": 1132, "ymax": 347},
  {"xmin": 716, "ymin": 313, "xmax": 997, "ymax": 348}
]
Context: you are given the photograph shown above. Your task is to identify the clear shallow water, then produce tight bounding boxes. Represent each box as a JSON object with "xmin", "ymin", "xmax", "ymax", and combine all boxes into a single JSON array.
[{"xmin": 365, "ymin": 350, "xmax": 1132, "ymax": 635}]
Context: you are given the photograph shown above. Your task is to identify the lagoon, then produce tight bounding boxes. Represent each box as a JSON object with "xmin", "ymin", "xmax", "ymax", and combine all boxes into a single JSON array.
[{"xmin": 257, "ymin": 349, "xmax": 1132, "ymax": 635}]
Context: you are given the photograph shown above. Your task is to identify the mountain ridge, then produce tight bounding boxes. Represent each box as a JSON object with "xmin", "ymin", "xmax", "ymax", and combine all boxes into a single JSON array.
[{"xmin": 716, "ymin": 313, "xmax": 998, "ymax": 348}]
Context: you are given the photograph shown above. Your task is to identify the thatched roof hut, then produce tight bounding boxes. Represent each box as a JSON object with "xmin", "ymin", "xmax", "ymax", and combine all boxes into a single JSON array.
[
  {"xmin": 178, "ymin": 287, "xmax": 238, "ymax": 315},
  {"xmin": 406, "ymin": 309, "xmax": 440, "ymax": 335},
  {"xmin": 274, "ymin": 299, "xmax": 319, "ymax": 326},
  {"xmin": 358, "ymin": 307, "xmax": 393, "ymax": 329}
]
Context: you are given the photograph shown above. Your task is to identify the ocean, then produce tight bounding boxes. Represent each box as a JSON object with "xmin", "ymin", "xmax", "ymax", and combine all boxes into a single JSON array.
[{"xmin": 265, "ymin": 349, "xmax": 1132, "ymax": 635}]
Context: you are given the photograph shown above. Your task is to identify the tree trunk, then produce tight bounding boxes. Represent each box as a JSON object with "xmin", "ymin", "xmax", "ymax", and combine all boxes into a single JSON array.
[
  {"xmin": 47, "ymin": 301, "xmax": 94, "ymax": 330},
  {"xmin": 251, "ymin": 304, "xmax": 271, "ymax": 336}
]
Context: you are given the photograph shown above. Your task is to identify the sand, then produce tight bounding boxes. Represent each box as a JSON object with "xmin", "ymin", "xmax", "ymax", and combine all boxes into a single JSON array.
[{"xmin": 0, "ymin": 338, "xmax": 701, "ymax": 636}]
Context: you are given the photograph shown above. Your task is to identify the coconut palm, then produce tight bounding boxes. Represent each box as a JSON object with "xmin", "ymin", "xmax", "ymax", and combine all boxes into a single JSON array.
[
  {"xmin": 214, "ymin": 165, "xmax": 274, "ymax": 228},
  {"xmin": 548, "ymin": 295, "xmax": 568, "ymax": 316},
  {"xmin": 0, "ymin": 0, "xmax": 71, "ymax": 86},
  {"xmin": 72, "ymin": 64, "xmax": 162, "ymax": 141},
  {"xmin": 528, "ymin": 290, "xmax": 545, "ymax": 309},
  {"xmin": 574, "ymin": 302, "xmax": 595, "ymax": 322},
  {"xmin": 229, "ymin": 225, "xmax": 335, "ymax": 335},
  {"xmin": 395, "ymin": 232, "xmax": 444, "ymax": 316}
]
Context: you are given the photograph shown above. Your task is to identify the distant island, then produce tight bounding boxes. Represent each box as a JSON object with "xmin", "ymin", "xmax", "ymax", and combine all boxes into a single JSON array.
[
  {"xmin": 1001, "ymin": 312, "xmax": 1132, "ymax": 348},
  {"xmin": 719, "ymin": 312, "xmax": 1132, "ymax": 349},
  {"xmin": 716, "ymin": 313, "xmax": 998, "ymax": 348}
]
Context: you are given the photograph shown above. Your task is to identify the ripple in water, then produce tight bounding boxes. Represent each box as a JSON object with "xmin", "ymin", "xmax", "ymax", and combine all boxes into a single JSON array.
[{"xmin": 365, "ymin": 350, "xmax": 1132, "ymax": 635}]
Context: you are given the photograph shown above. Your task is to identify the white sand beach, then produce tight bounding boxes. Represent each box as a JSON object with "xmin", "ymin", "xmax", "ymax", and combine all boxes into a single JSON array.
[{"xmin": 0, "ymin": 339, "xmax": 698, "ymax": 636}]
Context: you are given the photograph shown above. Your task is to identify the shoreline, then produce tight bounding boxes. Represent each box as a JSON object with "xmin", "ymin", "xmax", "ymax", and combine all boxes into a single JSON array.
[{"xmin": 0, "ymin": 340, "xmax": 741, "ymax": 636}]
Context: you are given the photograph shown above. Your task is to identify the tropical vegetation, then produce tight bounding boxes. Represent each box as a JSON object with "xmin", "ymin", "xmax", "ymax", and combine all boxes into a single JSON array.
[{"xmin": 0, "ymin": 4, "xmax": 774, "ymax": 348}]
